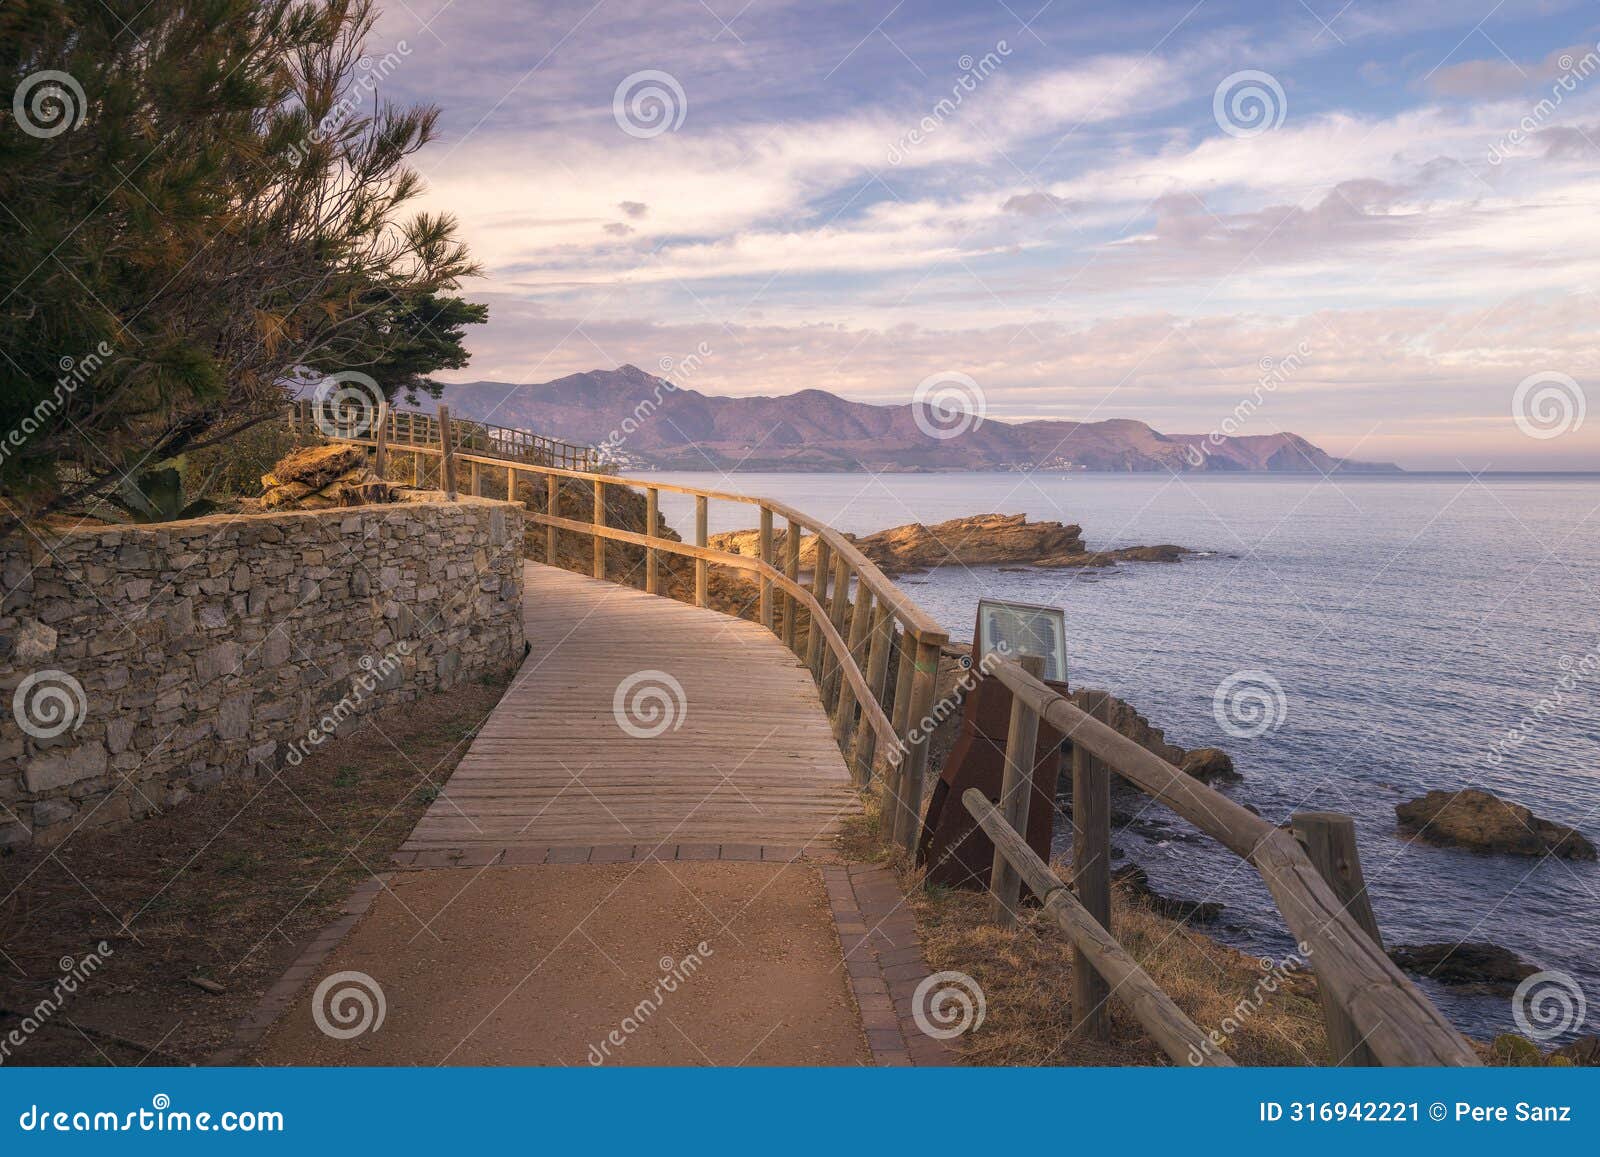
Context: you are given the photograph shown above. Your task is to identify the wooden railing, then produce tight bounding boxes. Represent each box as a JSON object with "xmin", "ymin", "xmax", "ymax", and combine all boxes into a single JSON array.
[
  {"xmin": 304, "ymin": 403, "xmax": 1478, "ymax": 1069},
  {"xmin": 964, "ymin": 657, "xmax": 1480, "ymax": 1068},
  {"xmin": 298, "ymin": 401, "xmax": 950, "ymax": 846},
  {"xmin": 289, "ymin": 397, "xmax": 600, "ymax": 472}
]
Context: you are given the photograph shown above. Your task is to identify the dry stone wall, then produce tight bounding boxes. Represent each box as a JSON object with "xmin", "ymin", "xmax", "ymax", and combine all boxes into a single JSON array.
[{"xmin": 0, "ymin": 499, "xmax": 525, "ymax": 849}]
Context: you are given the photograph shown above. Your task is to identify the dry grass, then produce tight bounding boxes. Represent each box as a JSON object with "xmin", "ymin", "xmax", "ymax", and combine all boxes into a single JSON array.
[
  {"xmin": 0, "ymin": 672, "xmax": 514, "ymax": 1066},
  {"xmin": 839, "ymin": 806, "xmax": 1330, "ymax": 1067}
]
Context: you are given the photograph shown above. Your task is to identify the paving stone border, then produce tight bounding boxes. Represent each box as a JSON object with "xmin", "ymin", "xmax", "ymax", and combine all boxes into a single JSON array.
[
  {"xmin": 388, "ymin": 842, "xmax": 840, "ymax": 867},
  {"xmin": 822, "ymin": 863, "xmax": 956, "ymax": 1067},
  {"xmin": 210, "ymin": 874, "xmax": 388, "ymax": 1065}
]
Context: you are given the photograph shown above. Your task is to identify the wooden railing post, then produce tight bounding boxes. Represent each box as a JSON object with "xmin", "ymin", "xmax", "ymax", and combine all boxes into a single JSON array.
[
  {"xmin": 545, "ymin": 473, "xmax": 558, "ymax": 565},
  {"xmin": 894, "ymin": 634, "xmax": 941, "ymax": 851},
  {"xmin": 438, "ymin": 405, "xmax": 458, "ymax": 500},
  {"xmin": 592, "ymin": 478, "xmax": 606, "ymax": 580},
  {"xmin": 991, "ymin": 654, "xmax": 1045, "ymax": 927},
  {"xmin": 782, "ymin": 520, "xmax": 801, "ymax": 651},
  {"xmin": 372, "ymin": 401, "xmax": 390, "ymax": 479},
  {"xmin": 412, "ymin": 449, "xmax": 425, "ymax": 488},
  {"xmin": 822, "ymin": 554, "xmax": 851, "ymax": 712},
  {"xmin": 805, "ymin": 540, "xmax": 831, "ymax": 677},
  {"xmin": 1072, "ymin": 689, "xmax": 1114, "ymax": 1041},
  {"xmin": 645, "ymin": 488, "xmax": 660, "ymax": 595},
  {"xmin": 469, "ymin": 458, "xmax": 482, "ymax": 497},
  {"xmin": 694, "ymin": 495, "xmax": 709, "ymax": 608},
  {"xmin": 851, "ymin": 601, "xmax": 895, "ymax": 785},
  {"xmin": 758, "ymin": 507, "xmax": 774, "ymax": 630},
  {"xmin": 1293, "ymin": 811, "xmax": 1383, "ymax": 1066},
  {"xmin": 833, "ymin": 589, "xmax": 874, "ymax": 754}
]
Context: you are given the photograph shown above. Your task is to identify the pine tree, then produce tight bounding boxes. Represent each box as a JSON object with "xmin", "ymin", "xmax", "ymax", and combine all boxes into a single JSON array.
[{"xmin": 0, "ymin": 0, "xmax": 485, "ymax": 530}]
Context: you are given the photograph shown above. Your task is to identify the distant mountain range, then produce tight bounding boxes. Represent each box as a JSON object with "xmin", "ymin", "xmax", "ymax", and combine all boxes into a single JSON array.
[{"xmin": 419, "ymin": 366, "xmax": 1401, "ymax": 474}]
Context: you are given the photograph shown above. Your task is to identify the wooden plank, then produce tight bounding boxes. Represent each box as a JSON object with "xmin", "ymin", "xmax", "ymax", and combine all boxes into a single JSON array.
[
  {"xmin": 439, "ymin": 405, "xmax": 458, "ymax": 500},
  {"xmin": 400, "ymin": 564, "xmax": 859, "ymax": 853},
  {"xmin": 783, "ymin": 519, "xmax": 801, "ymax": 651},
  {"xmin": 1073, "ymin": 688, "xmax": 1113, "ymax": 1040},
  {"xmin": 1293, "ymin": 811, "xmax": 1383, "ymax": 1066},
  {"xmin": 646, "ymin": 488, "xmax": 659, "ymax": 594},
  {"xmin": 694, "ymin": 495, "xmax": 708, "ymax": 608},
  {"xmin": 592, "ymin": 478, "xmax": 606, "ymax": 580},
  {"xmin": 758, "ymin": 506, "xmax": 774, "ymax": 630},
  {"xmin": 991, "ymin": 654, "xmax": 1044, "ymax": 927},
  {"xmin": 373, "ymin": 401, "xmax": 390, "ymax": 478}
]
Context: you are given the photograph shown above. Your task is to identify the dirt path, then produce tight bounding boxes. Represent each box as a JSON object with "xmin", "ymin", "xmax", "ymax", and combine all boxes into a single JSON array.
[{"xmin": 252, "ymin": 861, "xmax": 868, "ymax": 1066}]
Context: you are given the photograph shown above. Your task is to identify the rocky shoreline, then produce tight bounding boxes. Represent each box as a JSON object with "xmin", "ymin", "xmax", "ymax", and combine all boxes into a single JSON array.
[{"xmin": 711, "ymin": 512, "xmax": 1190, "ymax": 578}]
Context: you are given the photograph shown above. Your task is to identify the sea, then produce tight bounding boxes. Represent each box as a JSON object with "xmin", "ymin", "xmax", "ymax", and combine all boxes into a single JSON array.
[{"xmin": 642, "ymin": 470, "xmax": 1600, "ymax": 1044}]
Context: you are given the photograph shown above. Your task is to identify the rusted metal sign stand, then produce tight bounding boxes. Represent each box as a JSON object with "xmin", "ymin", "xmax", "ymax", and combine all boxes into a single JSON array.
[{"xmin": 917, "ymin": 602, "xmax": 1068, "ymax": 894}]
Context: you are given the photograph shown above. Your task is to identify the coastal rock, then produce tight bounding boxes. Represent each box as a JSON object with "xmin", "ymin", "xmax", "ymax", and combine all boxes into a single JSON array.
[
  {"xmin": 709, "ymin": 513, "xmax": 1189, "ymax": 578},
  {"xmin": 1395, "ymin": 788, "xmax": 1596, "ymax": 860},
  {"xmin": 854, "ymin": 513, "xmax": 1086, "ymax": 575},
  {"xmin": 1067, "ymin": 687, "xmax": 1185, "ymax": 767},
  {"xmin": 1388, "ymin": 942, "xmax": 1538, "ymax": 990},
  {"xmin": 1180, "ymin": 746, "xmax": 1238, "ymax": 781}
]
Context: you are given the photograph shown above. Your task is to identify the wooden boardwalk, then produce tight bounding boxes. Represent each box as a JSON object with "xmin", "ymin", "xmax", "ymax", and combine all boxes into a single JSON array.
[{"xmin": 401, "ymin": 562, "xmax": 860, "ymax": 853}]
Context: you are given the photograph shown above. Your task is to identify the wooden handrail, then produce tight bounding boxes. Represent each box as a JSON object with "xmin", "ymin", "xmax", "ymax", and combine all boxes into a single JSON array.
[
  {"xmin": 963, "ymin": 789, "xmax": 1235, "ymax": 1067},
  {"xmin": 300, "ymin": 402, "xmax": 1474, "ymax": 1068},
  {"xmin": 983, "ymin": 656, "xmax": 1480, "ymax": 1067}
]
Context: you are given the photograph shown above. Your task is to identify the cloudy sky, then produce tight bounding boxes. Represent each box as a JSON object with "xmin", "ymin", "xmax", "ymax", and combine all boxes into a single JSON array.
[{"xmin": 368, "ymin": 0, "xmax": 1599, "ymax": 469}]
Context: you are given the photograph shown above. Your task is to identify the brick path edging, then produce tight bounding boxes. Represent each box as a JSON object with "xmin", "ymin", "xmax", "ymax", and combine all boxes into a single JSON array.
[
  {"xmin": 208, "ymin": 875, "xmax": 388, "ymax": 1065},
  {"xmin": 389, "ymin": 843, "xmax": 839, "ymax": 868},
  {"xmin": 822, "ymin": 864, "xmax": 956, "ymax": 1067}
]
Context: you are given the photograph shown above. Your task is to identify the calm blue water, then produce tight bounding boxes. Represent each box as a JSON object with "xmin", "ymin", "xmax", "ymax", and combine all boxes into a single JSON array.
[{"xmin": 643, "ymin": 470, "xmax": 1600, "ymax": 1042}]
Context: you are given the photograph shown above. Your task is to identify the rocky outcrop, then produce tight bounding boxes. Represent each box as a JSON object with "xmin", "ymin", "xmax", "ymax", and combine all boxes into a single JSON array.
[
  {"xmin": 1067, "ymin": 687, "xmax": 1186, "ymax": 767},
  {"xmin": 710, "ymin": 514, "xmax": 1188, "ymax": 578},
  {"xmin": 1395, "ymin": 789, "xmax": 1596, "ymax": 860},
  {"xmin": 254, "ymin": 444, "xmax": 392, "ymax": 511},
  {"xmin": 1388, "ymin": 942, "xmax": 1538, "ymax": 990},
  {"xmin": 854, "ymin": 514, "xmax": 1087, "ymax": 575},
  {"xmin": 1181, "ymin": 747, "xmax": 1238, "ymax": 782}
]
